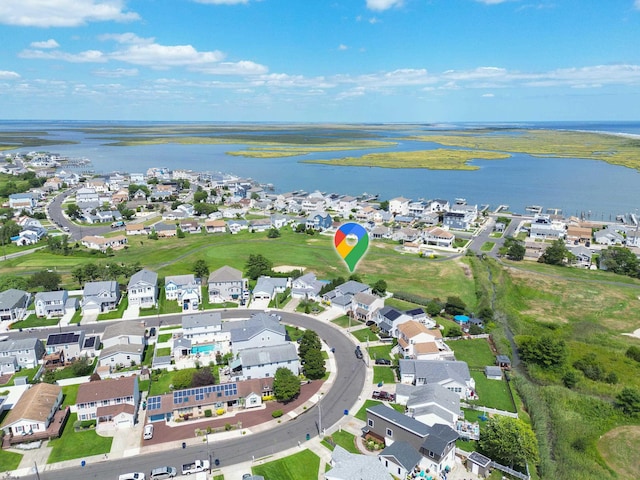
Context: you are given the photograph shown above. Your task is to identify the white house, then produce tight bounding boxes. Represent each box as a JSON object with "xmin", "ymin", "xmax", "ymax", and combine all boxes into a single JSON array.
[
  {"xmin": 291, "ymin": 273, "xmax": 324, "ymax": 301},
  {"xmin": 127, "ymin": 269, "xmax": 158, "ymax": 308},
  {"xmin": 182, "ymin": 312, "xmax": 224, "ymax": 345},
  {"xmin": 82, "ymin": 281, "xmax": 120, "ymax": 314},
  {"xmin": 395, "ymin": 321, "xmax": 452, "ymax": 360},
  {"xmin": 351, "ymin": 292, "xmax": 385, "ymax": 323},
  {"xmin": 76, "ymin": 376, "xmax": 140, "ymax": 427},
  {"xmin": 0, "ymin": 338, "xmax": 45, "ymax": 372},
  {"xmin": 252, "ymin": 276, "xmax": 288, "ymax": 301},
  {"xmin": 399, "ymin": 359, "xmax": 476, "ymax": 400},
  {"xmin": 234, "ymin": 343, "xmax": 299, "ymax": 381},
  {"xmin": 99, "ymin": 322, "xmax": 146, "ymax": 367},
  {"xmin": 165, "ymin": 274, "xmax": 201, "ymax": 312},
  {"xmin": 229, "ymin": 313, "xmax": 287, "ymax": 352},
  {"xmin": 1, "ymin": 383, "xmax": 63, "ymax": 438},
  {"xmin": 396, "ymin": 383, "xmax": 461, "ymax": 427},
  {"xmin": 207, "ymin": 266, "xmax": 247, "ymax": 303},
  {"xmin": 0, "ymin": 289, "xmax": 31, "ymax": 322},
  {"xmin": 389, "ymin": 197, "xmax": 411, "ymax": 216}
]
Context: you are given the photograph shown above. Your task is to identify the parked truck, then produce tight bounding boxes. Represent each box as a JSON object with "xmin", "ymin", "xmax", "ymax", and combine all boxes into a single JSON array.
[{"xmin": 181, "ymin": 459, "xmax": 210, "ymax": 475}]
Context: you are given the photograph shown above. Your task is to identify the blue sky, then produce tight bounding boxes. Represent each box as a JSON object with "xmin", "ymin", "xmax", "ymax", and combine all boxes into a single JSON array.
[{"xmin": 1, "ymin": 0, "xmax": 639, "ymax": 122}]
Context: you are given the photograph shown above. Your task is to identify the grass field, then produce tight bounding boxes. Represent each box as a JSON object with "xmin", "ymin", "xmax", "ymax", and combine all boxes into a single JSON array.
[
  {"xmin": 322, "ymin": 430, "xmax": 359, "ymax": 454},
  {"xmin": 480, "ymin": 241, "xmax": 495, "ymax": 252},
  {"xmin": 61, "ymin": 384, "xmax": 79, "ymax": 407},
  {"xmin": 47, "ymin": 413, "xmax": 112, "ymax": 463},
  {"xmin": 373, "ymin": 366, "xmax": 396, "ymax": 385},
  {"xmin": 149, "ymin": 367, "xmax": 202, "ymax": 396},
  {"xmin": 0, "ymin": 449, "xmax": 23, "ymax": 472},
  {"xmin": 447, "ymin": 338, "xmax": 496, "ymax": 368},
  {"xmin": 330, "ymin": 315, "xmax": 351, "ymax": 328},
  {"xmin": 597, "ymin": 426, "xmax": 640, "ymax": 480},
  {"xmin": 367, "ymin": 345, "xmax": 394, "ymax": 361},
  {"xmin": 354, "ymin": 399, "xmax": 404, "ymax": 421},
  {"xmin": 469, "ymin": 371, "xmax": 516, "ymax": 413},
  {"xmin": 350, "ymin": 327, "xmax": 377, "ymax": 343},
  {"xmin": 252, "ymin": 449, "xmax": 320, "ymax": 480},
  {"xmin": 10, "ymin": 313, "xmax": 60, "ymax": 330}
]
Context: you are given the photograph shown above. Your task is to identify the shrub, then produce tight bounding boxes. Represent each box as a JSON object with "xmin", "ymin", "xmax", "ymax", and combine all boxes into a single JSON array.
[
  {"xmin": 626, "ymin": 346, "xmax": 640, "ymax": 362},
  {"xmin": 204, "ymin": 409, "xmax": 212, "ymax": 418},
  {"xmin": 216, "ymin": 408, "xmax": 224, "ymax": 416},
  {"xmin": 224, "ymin": 423, "xmax": 232, "ymax": 431},
  {"xmin": 272, "ymin": 409, "xmax": 284, "ymax": 418}
]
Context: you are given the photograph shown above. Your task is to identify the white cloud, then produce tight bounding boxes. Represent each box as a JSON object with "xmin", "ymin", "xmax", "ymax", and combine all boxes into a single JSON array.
[
  {"xmin": 482, "ymin": 93, "xmax": 495, "ymax": 97},
  {"xmin": 366, "ymin": 0, "xmax": 403, "ymax": 12},
  {"xmin": 93, "ymin": 67, "xmax": 139, "ymax": 78},
  {"xmin": 635, "ymin": 0, "xmax": 640, "ymax": 10},
  {"xmin": 19, "ymin": 49, "xmax": 107, "ymax": 63},
  {"xmin": 194, "ymin": 60, "xmax": 268, "ymax": 75},
  {"xmin": 99, "ymin": 33, "xmax": 154, "ymax": 45},
  {"xmin": 338, "ymin": 44, "xmax": 348, "ymax": 51},
  {"xmin": 475, "ymin": 0, "xmax": 510, "ymax": 4},
  {"xmin": 0, "ymin": 0, "xmax": 139, "ymax": 27},
  {"xmin": 109, "ymin": 43, "xmax": 225, "ymax": 68},
  {"xmin": 30, "ymin": 39, "xmax": 60, "ymax": 49},
  {"xmin": 0, "ymin": 71, "xmax": 21, "ymax": 79}
]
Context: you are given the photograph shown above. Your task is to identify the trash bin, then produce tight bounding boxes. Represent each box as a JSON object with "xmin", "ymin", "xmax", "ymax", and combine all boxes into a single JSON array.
[
  {"xmin": 182, "ymin": 442, "xmax": 186, "ymax": 449},
  {"xmin": 81, "ymin": 460, "xmax": 86, "ymax": 467},
  {"xmin": 306, "ymin": 433, "xmax": 310, "ymax": 441},
  {"xmin": 214, "ymin": 459, "xmax": 220, "ymax": 467}
]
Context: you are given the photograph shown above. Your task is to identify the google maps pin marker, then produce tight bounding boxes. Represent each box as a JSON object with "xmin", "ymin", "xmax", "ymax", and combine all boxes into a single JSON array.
[{"xmin": 334, "ymin": 222, "xmax": 369, "ymax": 273}]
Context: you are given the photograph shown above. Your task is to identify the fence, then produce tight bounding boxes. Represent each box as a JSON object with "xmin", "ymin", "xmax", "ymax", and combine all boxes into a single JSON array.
[
  {"xmin": 460, "ymin": 402, "xmax": 518, "ymax": 419},
  {"xmin": 490, "ymin": 461, "xmax": 530, "ymax": 480}
]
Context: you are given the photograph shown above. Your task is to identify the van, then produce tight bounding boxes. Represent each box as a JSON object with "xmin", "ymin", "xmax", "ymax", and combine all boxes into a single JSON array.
[
  {"xmin": 149, "ymin": 467, "xmax": 177, "ymax": 480},
  {"xmin": 143, "ymin": 424, "xmax": 154, "ymax": 440}
]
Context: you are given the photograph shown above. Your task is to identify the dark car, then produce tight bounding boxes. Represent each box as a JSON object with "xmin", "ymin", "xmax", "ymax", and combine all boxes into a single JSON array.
[
  {"xmin": 375, "ymin": 358, "xmax": 391, "ymax": 365},
  {"xmin": 149, "ymin": 327, "xmax": 157, "ymax": 337},
  {"xmin": 354, "ymin": 346, "xmax": 363, "ymax": 359}
]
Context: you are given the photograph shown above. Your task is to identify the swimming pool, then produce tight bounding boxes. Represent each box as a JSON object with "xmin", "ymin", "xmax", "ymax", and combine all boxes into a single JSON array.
[{"xmin": 191, "ymin": 344, "xmax": 217, "ymax": 354}]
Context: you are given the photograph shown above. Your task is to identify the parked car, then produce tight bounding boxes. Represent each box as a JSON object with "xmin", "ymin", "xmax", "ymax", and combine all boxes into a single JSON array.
[
  {"xmin": 149, "ymin": 467, "xmax": 176, "ymax": 480},
  {"xmin": 354, "ymin": 346, "xmax": 363, "ymax": 359},
  {"xmin": 375, "ymin": 358, "xmax": 391, "ymax": 365},
  {"xmin": 143, "ymin": 424, "xmax": 154, "ymax": 440},
  {"xmin": 181, "ymin": 459, "xmax": 210, "ymax": 475},
  {"xmin": 119, "ymin": 473, "xmax": 145, "ymax": 480}
]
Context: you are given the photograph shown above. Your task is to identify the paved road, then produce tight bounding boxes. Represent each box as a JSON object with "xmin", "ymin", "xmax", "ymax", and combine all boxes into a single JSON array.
[
  {"xmin": 17, "ymin": 310, "xmax": 366, "ymax": 480},
  {"xmin": 47, "ymin": 186, "xmax": 113, "ymax": 241}
]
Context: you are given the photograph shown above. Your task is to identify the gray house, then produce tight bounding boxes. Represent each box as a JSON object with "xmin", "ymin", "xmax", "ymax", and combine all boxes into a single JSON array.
[
  {"xmin": 325, "ymin": 445, "xmax": 393, "ymax": 480},
  {"xmin": 399, "ymin": 359, "xmax": 476, "ymax": 400},
  {"xmin": 34, "ymin": 290, "xmax": 68, "ymax": 318},
  {"xmin": 207, "ymin": 266, "xmax": 247, "ymax": 303},
  {"xmin": 365, "ymin": 404, "xmax": 458, "ymax": 478},
  {"xmin": 82, "ymin": 281, "xmax": 121, "ymax": 314},
  {"xmin": 0, "ymin": 289, "xmax": 31, "ymax": 322},
  {"xmin": 379, "ymin": 440, "xmax": 423, "ymax": 480},
  {"xmin": 234, "ymin": 343, "xmax": 299, "ymax": 381},
  {"xmin": 396, "ymin": 383, "xmax": 461, "ymax": 428},
  {"xmin": 127, "ymin": 269, "xmax": 158, "ymax": 308},
  {"xmin": 0, "ymin": 338, "xmax": 45, "ymax": 372},
  {"xmin": 45, "ymin": 331, "xmax": 99, "ymax": 360},
  {"xmin": 228, "ymin": 313, "xmax": 287, "ymax": 352}
]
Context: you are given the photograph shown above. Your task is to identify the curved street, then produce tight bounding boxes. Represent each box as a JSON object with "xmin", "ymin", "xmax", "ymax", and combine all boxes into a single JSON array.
[{"xmin": 16, "ymin": 310, "xmax": 367, "ymax": 480}]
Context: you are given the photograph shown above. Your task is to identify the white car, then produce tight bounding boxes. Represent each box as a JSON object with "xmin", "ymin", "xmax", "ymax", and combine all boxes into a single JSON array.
[
  {"xmin": 119, "ymin": 473, "xmax": 145, "ymax": 480},
  {"xmin": 143, "ymin": 424, "xmax": 154, "ymax": 440}
]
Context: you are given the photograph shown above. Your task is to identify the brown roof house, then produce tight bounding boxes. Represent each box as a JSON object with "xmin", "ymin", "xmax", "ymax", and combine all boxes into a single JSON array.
[
  {"xmin": 76, "ymin": 376, "xmax": 140, "ymax": 427},
  {"xmin": 1, "ymin": 383, "xmax": 68, "ymax": 445}
]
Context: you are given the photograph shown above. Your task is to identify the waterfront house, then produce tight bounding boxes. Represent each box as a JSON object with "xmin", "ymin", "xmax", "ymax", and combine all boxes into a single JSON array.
[
  {"xmin": 34, "ymin": 290, "xmax": 68, "ymax": 318},
  {"xmin": 76, "ymin": 376, "xmax": 139, "ymax": 427},
  {"xmin": 127, "ymin": 269, "xmax": 158, "ymax": 308},
  {"xmin": 529, "ymin": 214, "xmax": 566, "ymax": 240},
  {"xmin": 399, "ymin": 359, "xmax": 476, "ymax": 400},
  {"xmin": 389, "ymin": 197, "xmax": 410, "ymax": 216},
  {"xmin": 0, "ymin": 289, "xmax": 31, "ymax": 323},
  {"xmin": 207, "ymin": 266, "xmax": 247, "ymax": 303},
  {"xmin": 594, "ymin": 227, "xmax": 624, "ymax": 246},
  {"xmin": 81, "ymin": 281, "xmax": 120, "ymax": 314},
  {"xmin": 427, "ymin": 199, "xmax": 450, "ymax": 213}
]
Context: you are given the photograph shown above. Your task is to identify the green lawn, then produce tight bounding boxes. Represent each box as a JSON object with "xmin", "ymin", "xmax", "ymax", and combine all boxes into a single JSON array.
[
  {"xmin": 351, "ymin": 327, "xmax": 378, "ymax": 343},
  {"xmin": 149, "ymin": 367, "xmax": 202, "ymax": 396},
  {"xmin": 157, "ymin": 333, "xmax": 173, "ymax": 343},
  {"xmin": 469, "ymin": 371, "xmax": 516, "ymax": 413},
  {"xmin": 481, "ymin": 241, "xmax": 495, "ymax": 252},
  {"xmin": 97, "ymin": 296, "xmax": 129, "ymax": 320},
  {"xmin": 139, "ymin": 289, "xmax": 183, "ymax": 316},
  {"xmin": 61, "ymin": 384, "xmax": 79, "ymax": 407},
  {"xmin": 10, "ymin": 313, "xmax": 60, "ymax": 330},
  {"xmin": 322, "ymin": 430, "xmax": 359, "ymax": 454},
  {"xmin": 367, "ymin": 345, "xmax": 394, "ymax": 361},
  {"xmin": 69, "ymin": 308, "xmax": 83, "ymax": 324},
  {"xmin": 0, "ymin": 366, "xmax": 41, "ymax": 386},
  {"xmin": 156, "ymin": 347, "xmax": 171, "ymax": 357},
  {"xmin": 447, "ymin": 338, "xmax": 496, "ymax": 368},
  {"xmin": 48, "ymin": 413, "xmax": 113, "ymax": 463},
  {"xmin": 139, "ymin": 379, "xmax": 150, "ymax": 393},
  {"xmin": 385, "ymin": 297, "xmax": 425, "ymax": 311},
  {"xmin": 0, "ymin": 449, "xmax": 23, "ymax": 472},
  {"xmin": 285, "ymin": 325, "xmax": 305, "ymax": 343},
  {"xmin": 252, "ymin": 449, "xmax": 320, "ymax": 480},
  {"xmin": 330, "ymin": 315, "xmax": 352, "ymax": 328},
  {"xmin": 373, "ymin": 366, "xmax": 396, "ymax": 385},
  {"xmin": 142, "ymin": 345, "xmax": 155, "ymax": 366},
  {"xmin": 354, "ymin": 399, "xmax": 404, "ymax": 421}
]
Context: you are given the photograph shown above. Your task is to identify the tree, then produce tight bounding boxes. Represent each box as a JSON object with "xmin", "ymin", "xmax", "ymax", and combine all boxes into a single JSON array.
[
  {"xmin": 615, "ymin": 387, "xmax": 640, "ymax": 415},
  {"xmin": 371, "ymin": 279, "xmax": 387, "ymax": 296},
  {"xmin": 0, "ymin": 275, "xmax": 29, "ymax": 292},
  {"xmin": 193, "ymin": 259, "xmax": 209, "ymax": 279},
  {"xmin": 562, "ymin": 369, "xmax": 581, "ymax": 389},
  {"xmin": 71, "ymin": 357, "xmax": 94, "ymax": 376},
  {"xmin": 444, "ymin": 296, "xmax": 467, "ymax": 316},
  {"xmin": 28, "ymin": 270, "xmax": 62, "ymax": 291},
  {"xmin": 599, "ymin": 246, "xmax": 640, "ymax": 278},
  {"xmin": 425, "ymin": 299, "xmax": 443, "ymax": 316},
  {"xmin": 573, "ymin": 353, "xmax": 605, "ymax": 381},
  {"xmin": 478, "ymin": 416, "xmax": 539, "ymax": 471},
  {"xmin": 379, "ymin": 200, "xmax": 389, "ymax": 211},
  {"xmin": 303, "ymin": 348, "xmax": 326, "ymax": 380},
  {"xmin": 193, "ymin": 190, "xmax": 208, "ymax": 203},
  {"xmin": 193, "ymin": 202, "xmax": 218, "ymax": 216},
  {"xmin": 538, "ymin": 239, "xmax": 571, "ymax": 266},
  {"xmin": 245, "ymin": 254, "xmax": 273, "ymax": 280},
  {"xmin": 191, "ymin": 368, "xmax": 216, "ymax": 387},
  {"xmin": 298, "ymin": 330, "xmax": 322, "ymax": 360},
  {"xmin": 0, "ymin": 221, "xmax": 20, "ymax": 245},
  {"xmin": 176, "ymin": 227, "xmax": 185, "ymax": 238},
  {"xmin": 626, "ymin": 346, "xmax": 640, "ymax": 363},
  {"xmin": 89, "ymin": 372, "xmax": 102, "ymax": 382},
  {"xmin": 172, "ymin": 370, "xmax": 194, "ymax": 390},
  {"xmin": 506, "ymin": 240, "xmax": 526, "ymax": 261},
  {"xmin": 517, "ymin": 333, "xmax": 567, "ymax": 369},
  {"xmin": 65, "ymin": 203, "xmax": 80, "ymax": 219},
  {"xmin": 267, "ymin": 227, "xmax": 281, "ymax": 238},
  {"xmin": 273, "ymin": 367, "xmax": 300, "ymax": 402}
]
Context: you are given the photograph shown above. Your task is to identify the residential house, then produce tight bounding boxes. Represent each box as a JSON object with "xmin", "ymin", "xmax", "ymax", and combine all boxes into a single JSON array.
[
  {"xmin": 8, "ymin": 193, "xmax": 37, "ymax": 213},
  {"xmin": 405, "ymin": 308, "xmax": 436, "ymax": 328},
  {"xmin": 182, "ymin": 312, "xmax": 224, "ymax": 345},
  {"xmin": 85, "ymin": 179, "xmax": 108, "ymax": 193},
  {"xmin": 375, "ymin": 306, "xmax": 411, "ymax": 337},
  {"xmin": 301, "ymin": 196, "xmax": 325, "ymax": 212},
  {"xmin": 127, "ymin": 269, "xmax": 158, "ymax": 308},
  {"xmin": 111, "ymin": 189, "xmax": 129, "ymax": 205},
  {"xmin": 229, "ymin": 313, "xmax": 287, "ymax": 352},
  {"xmin": 34, "ymin": 290, "xmax": 69, "ymax": 318},
  {"xmin": 291, "ymin": 273, "xmax": 324, "ymax": 301},
  {"xmin": 207, "ymin": 266, "xmax": 247, "ymax": 303},
  {"xmin": 233, "ymin": 343, "xmax": 299, "ymax": 381},
  {"xmin": 389, "ymin": 197, "xmax": 410, "ymax": 216},
  {"xmin": 165, "ymin": 274, "xmax": 201, "ymax": 311},
  {"xmin": 180, "ymin": 220, "xmax": 201, "ymax": 234},
  {"xmin": 252, "ymin": 276, "xmax": 288, "ymax": 301},
  {"xmin": 75, "ymin": 187, "xmax": 99, "ymax": 204},
  {"xmin": 82, "ymin": 281, "xmax": 120, "ymax": 314},
  {"xmin": 130, "ymin": 173, "xmax": 145, "ymax": 184},
  {"xmin": 570, "ymin": 245, "xmax": 593, "ymax": 268},
  {"xmin": 125, "ymin": 223, "xmax": 148, "ymax": 235},
  {"xmin": 306, "ymin": 211, "xmax": 332, "ymax": 231},
  {"xmin": 0, "ymin": 289, "xmax": 31, "ymax": 322},
  {"xmin": 351, "ymin": 292, "xmax": 385, "ymax": 323},
  {"xmin": 566, "ymin": 225, "xmax": 593, "ymax": 244},
  {"xmin": 45, "ymin": 331, "xmax": 99, "ymax": 360},
  {"xmin": 371, "ymin": 226, "xmax": 392, "ymax": 240},
  {"xmin": 373, "ymin": 210, "xmax": 393, "ymax": 225},
  {"xmin": 399, "ymin": 360, "xmax": 476, "ymax": 400},
  {"xmin": 204, "ymin": 219, "xmax": 227, "ymax": 233},
  {"xmin": 408, "ymin": 201, "xmax": 427, "ymax": 217},
  {"xmin": 81, "ymin": 235, "xmax": 128, "ymax": 252},
  {"xmin": 76, "ymin": 376, "xmax": 140, "ymax": 427},
  {"xmin": 422, "ymin": 227, "xmax": 455, "ymax": 248},
  {"xmin": 0, "ymin": 338, "xmax": 44, "ymax": 374},
  {"xmin": 356, "ymin": 205, "xmax": 377, "ymax": 222},
  {"xmin": 99, "ymin": 322, "xmax": 146, "ymax": 367},
  {"xmin": 337, "ymin": 196, "xmax": 358, "ymax": 215},
  {"xmin": 250, "ymin": 218, "xmax": 272, "ymax": 232},
  {"xmin": 364, "ymin": 404, "xmax": 458, "ymax": 478},
  {"xmin": 392, "ymin": 227, "xmax": 420, "ymax": 243},
  {"xmin": 154, "ymin": 222, "xmax": 177, "ymax": 237},
  {"xmin": 396, "ymin": 383, "xmax": 461, "ymax": 427},
  {"xmin": 270, "ymin": 214, "xmax": 288, "ymax": 229},
  {"xmin": 43, "ymin": 176, "xmax": 63, "ymax": 192},
  {"xmin": 322, "ymin": 280, "xmax": 371, "ymax": 312},
  {"xmin": 594, "ymin": 227, "xmax": 624, "ymax": 246},
  {"xmin": 443, "ymin": 211, "xmax": 474, "ymax": 230},
  {"xmin": 1, "ymin": 383, "xmax": 65, "ymax": 442},
  {"xmin": 13, "ymin": 223, "xmax": 47, "ymax": 246},
  {"xmin": 395, "ymin": 321, "xmax": 452, "ymax": 361},
  {"xmin": 427, "ymin": 199, "xmax": 450, "ymax": 213},
  {"xmin": 378, "ymin": 441, "xmax": 423, "ymax": 480},
  {"xmin": 228, "ymin": 219, "xmax": 249, "ymax": 234},
  {"xmin": 529, "ymin": 214, "xmax": 566, "ymax": 240},
  {"xmin": 325, "ymin": 445, "xmax": 393, "ymax": 480}
]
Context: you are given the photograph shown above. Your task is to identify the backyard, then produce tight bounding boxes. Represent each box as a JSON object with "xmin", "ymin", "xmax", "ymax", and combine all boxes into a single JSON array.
[
  {"xmin": 447, "ymin": 338, "xmax": 496, "ymax": 369},
  {"xmin": 47, "ymin": 413, "xmax": 113, "ymax": 463},
  {"xmin": 251, "ymin": 449, "xmax": 320, "ymax": 480}
]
